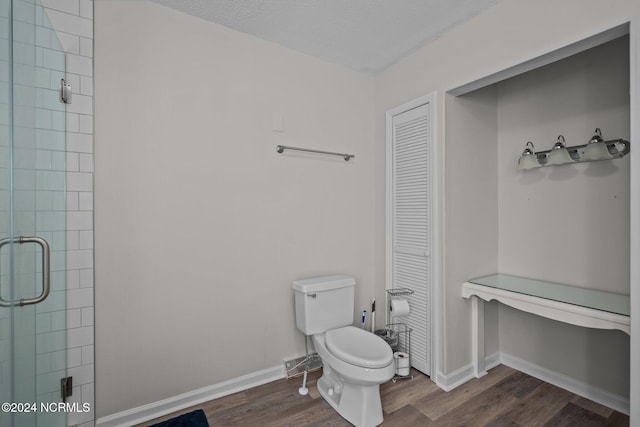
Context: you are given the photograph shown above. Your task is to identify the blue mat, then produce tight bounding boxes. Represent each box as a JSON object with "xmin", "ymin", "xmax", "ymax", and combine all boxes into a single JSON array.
[{"xmin": 150, "ymin": 409, "xmax": 209, "ymax": 427}]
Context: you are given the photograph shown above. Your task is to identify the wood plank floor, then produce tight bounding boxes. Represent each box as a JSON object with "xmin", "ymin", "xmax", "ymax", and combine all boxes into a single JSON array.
[{"xmin": 139, "ymin": 365, "xmax": 629, "ymax": 426}]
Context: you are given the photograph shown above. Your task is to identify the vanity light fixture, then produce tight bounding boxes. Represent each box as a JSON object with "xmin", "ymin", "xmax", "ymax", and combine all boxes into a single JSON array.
[
  {"xmin": 517, "ymin": 128, "xmax": 630, "ymax": 170},
  {"xmin": 517, "ymin": 142, "xmax": 540, "ymax": 170},
  {"xmin": 546, "ymin": 135, "xmax": 573, "ymax": 166},
  {"xmin": 581, "ymin": 128, "xmax": 612, "ymax": 161}
]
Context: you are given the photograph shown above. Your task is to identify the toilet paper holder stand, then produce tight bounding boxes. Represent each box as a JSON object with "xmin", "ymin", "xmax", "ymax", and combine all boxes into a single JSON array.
[{"xmin": 385, "ymin": 288, "xmax": 414, "ymax": 382}]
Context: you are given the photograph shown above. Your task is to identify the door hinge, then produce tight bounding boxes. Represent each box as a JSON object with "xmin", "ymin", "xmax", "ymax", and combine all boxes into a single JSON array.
[
  {"xmin": 61, "ymin": 376, "xmax": 73, "ymax": 402},
  {"xmin": 60, "ymin": 78, "xmax": 72, "ymax": 104}
]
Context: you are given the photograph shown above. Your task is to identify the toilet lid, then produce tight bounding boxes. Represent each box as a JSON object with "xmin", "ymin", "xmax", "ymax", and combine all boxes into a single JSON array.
[{"xmin": 325, "ymin": 326, "xmax": 393, "ymax": 369}]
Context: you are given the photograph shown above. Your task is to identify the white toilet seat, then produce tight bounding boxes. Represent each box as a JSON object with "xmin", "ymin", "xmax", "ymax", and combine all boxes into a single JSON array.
[{"xmin": 325, "ymin": 326, "xmax": 393, "ymax": 368}]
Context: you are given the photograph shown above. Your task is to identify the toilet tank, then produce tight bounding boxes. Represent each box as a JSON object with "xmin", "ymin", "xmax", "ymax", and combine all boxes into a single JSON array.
[{"xmin": 292, "ymin": 275, "xmax": 355, "ymax": 335}]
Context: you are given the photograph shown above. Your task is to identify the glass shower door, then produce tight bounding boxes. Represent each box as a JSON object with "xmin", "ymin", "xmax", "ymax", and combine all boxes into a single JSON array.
[{"xmin": 1, "ymin": 0, "xmax": 67, "ymax": 425}]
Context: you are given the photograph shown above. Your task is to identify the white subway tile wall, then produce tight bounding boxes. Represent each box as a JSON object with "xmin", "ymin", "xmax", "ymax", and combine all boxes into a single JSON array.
[{"xmin": 40, "ymin": 0, "xmax": 94, "ymax": 426}]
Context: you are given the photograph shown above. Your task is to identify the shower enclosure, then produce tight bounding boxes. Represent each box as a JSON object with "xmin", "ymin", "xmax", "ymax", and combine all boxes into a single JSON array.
[{"xmin": 1, "ymin": 0, "xmax": 68, "ymax": 425}]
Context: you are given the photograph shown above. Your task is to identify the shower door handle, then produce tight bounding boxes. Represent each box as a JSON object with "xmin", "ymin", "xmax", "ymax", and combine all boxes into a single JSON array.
[{"xmin": 0, "ymin": 236, "xmax": 51, "ymax": 307}]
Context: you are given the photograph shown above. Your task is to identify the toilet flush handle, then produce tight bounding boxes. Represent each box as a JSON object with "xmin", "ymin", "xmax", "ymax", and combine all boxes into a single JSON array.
[{"xmin": 307, "ymin": 293, "xmax": 317, "ymax": 299}]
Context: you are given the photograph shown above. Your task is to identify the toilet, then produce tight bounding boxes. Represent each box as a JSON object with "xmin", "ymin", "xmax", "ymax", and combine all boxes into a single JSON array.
[{"xmin": 292, "ymin": 275, "xmax": 394, "ymax": 427}]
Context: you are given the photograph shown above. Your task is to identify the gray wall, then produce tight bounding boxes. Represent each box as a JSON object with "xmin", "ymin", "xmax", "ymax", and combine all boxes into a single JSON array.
[
  {"xmin": 94, "ymin": 0, "xmax": 375, "ymax": 418},
  {"xmin": 495, "ymin": 36, "xmax": 630, "ymax": 397},
  {"xmin": 444, "ymin": 87, "xmax": 499, "ymax": 372}
]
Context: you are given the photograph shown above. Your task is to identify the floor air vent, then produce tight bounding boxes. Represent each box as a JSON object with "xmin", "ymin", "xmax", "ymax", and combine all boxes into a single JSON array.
[{"xmin": 284, "ymin": 353, "xmax": 323, "ymax": 379}]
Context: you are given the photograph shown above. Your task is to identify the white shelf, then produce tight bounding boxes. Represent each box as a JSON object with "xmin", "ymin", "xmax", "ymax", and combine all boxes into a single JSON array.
[
  {"xmin": 466, "ymin": 274, "xmax": 629, "ymax": 315},
  {"xmin": 462, "ymin": 273, "xmax": 630, "ymax": 378}
]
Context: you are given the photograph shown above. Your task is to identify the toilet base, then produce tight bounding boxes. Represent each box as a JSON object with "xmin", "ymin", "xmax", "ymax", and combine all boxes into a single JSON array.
[{"xmin": 316, "ymin": 365, "xmax": 384, "ymax": 427}]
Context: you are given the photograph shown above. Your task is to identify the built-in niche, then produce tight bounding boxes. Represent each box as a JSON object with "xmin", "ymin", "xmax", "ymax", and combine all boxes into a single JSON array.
[
  {"xmin": 447, "ymin": 33, "xmax": 631, "ymax": 410},
  {"xmin": 499, "ymin": 35, "xmax": 629, "ymax": 291}
]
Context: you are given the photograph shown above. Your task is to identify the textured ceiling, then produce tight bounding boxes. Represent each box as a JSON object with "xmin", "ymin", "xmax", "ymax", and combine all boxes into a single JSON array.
[{"xmin": 149, "ymin": 0, "xmax": 499, "ymax": 74}]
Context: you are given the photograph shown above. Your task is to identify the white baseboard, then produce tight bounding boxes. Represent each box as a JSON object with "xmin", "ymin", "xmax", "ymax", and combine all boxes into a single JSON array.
[
  {"xmin": 96, "ymin": 365, "xmax": 285, "ymax": 427},
  {"xmin": 485, "ymin": 352, "xmax": 502, "ymax": 369},
  {"xmin": 435, "ymin": 352, "xmax": 629, "ymax": 416},
  {"xmin": 434, "ymin": 352, "xmax": 501, "ymax": 391},
  {"xmin": 434, "ymin": 364, "xmax": 473, "ymax": 391},
  {"xmin": 500, "ymin": 353, "xmax": 630, "ymax": 416}
]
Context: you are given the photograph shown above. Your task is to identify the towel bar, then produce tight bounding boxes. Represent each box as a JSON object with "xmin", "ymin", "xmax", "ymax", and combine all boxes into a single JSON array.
[{"xmin": 276, "ymin": 145, "xmax": 355, "ymax": 161}]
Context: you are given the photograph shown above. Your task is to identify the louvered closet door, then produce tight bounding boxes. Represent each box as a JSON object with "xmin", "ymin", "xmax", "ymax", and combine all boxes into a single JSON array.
[{"xmin": 389, "ymin": 103, "xmax": 431, "ymax": 375}]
